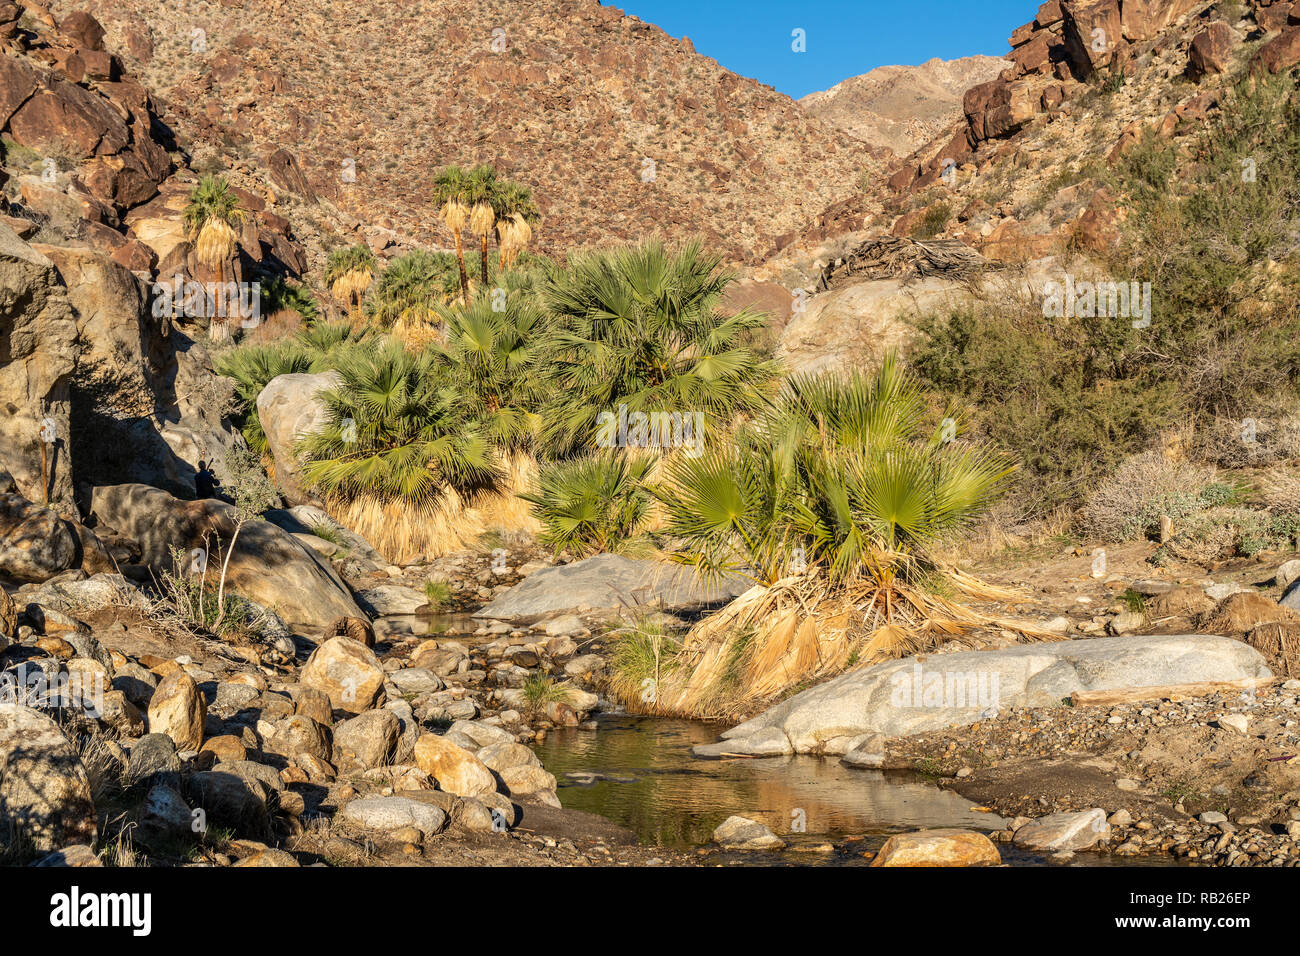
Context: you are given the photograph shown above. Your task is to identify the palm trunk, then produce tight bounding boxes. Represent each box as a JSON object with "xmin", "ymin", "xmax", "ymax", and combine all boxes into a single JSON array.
[
  {"xmin": 479, "ymin": 234, "xmax": 490, "ymax": 286},
  {"xmin": 453, "ymin": 230, "xmax": 469, "ymax": 304}
]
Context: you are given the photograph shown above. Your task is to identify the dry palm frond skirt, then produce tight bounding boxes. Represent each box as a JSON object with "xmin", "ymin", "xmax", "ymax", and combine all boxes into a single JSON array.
[
  {"xmin": 322, "ymin": 452, "xmax": 541, "ymax": 564},
  {"xmin": 617, "ymin": 565, "xmax": 1062, "ymax": 721}
]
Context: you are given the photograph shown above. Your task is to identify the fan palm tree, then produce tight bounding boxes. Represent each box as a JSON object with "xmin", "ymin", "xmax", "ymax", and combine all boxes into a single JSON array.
[
  {"xmin": 431, "ymin": 278, "xmax": 549, "ymax": 451},
  {"xmin": 432, "ymin": 166, "xmax": 475, "ymax": 303},
  {"xmin": 520, "ymin": 453, "xmax": 656, "ymax": 558},
  {"xmin": 324, "ymin": 244, "xmax": 377, "ymax": 326},
  {"xmin": 493, "ymin": 181, "xmax": 540, "ymax": 270},
  {"xmin": 182, "ymin": 175, "xmax": 247, "ymax": 342},
  {"xmin": 365, "ymin": 250, "xmax": 461, "ymax": 348},
  {"xmin": 465, "ymin": 165, "xmax": 500, "ymax": 287},
  {"xmin": 297, "ymin": 341, "xmax": 502, "ymax": 513},
  {"xmin": 657, "ymin": 358, "xmax": 1013, "ymax": 587},
  {"xmin": 537, "ymin": 240, "xmax": 780, "ymax": 457}
]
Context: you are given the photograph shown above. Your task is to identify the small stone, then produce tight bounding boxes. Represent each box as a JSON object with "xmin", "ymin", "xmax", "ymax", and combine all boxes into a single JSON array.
[{"xmin": 712, "ymin": 815, "xmax": 785, "ymax": 851}]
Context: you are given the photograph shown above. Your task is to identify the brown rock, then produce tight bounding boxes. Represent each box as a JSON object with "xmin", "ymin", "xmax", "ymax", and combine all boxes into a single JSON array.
[
  {"xmin": 266, "ymin": 148, "xmax": 315, "ymax": 201},
  {"xmin": 59, "ymin": 11, "xmax": 106, "ymax": 51},
  {"xmin": 1061, "ymin": 0, "xmax": 1123, "ymax": 77},
  {"xmin": 413, "ymin": 734, "xmax": 498, "ymax": 797},
  {"xmin": 1071, "ymin": 188, "xmax": 1121, "ymax": 254},
  {"xmin": 1254, "ymin": 25, "xmax": 1300, "ymax": 73},
  {"xmin": 324, "ymin": 615, "xmax": 375, "ymax": 649},
  {"xmin": 146, "ymin": 670, "xmax": 205, "ymax": 750},
  {"xmin": 871, "ymin": 828, "xmax": 1002, "ymax": 866},
  {"xmin": 1187, "ymin": 22, "xmax": 1235, "ymax": 79}
]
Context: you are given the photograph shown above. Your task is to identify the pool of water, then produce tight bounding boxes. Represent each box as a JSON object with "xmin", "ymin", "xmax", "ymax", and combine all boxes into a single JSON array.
[{"xmin": 531, "ymin": 713, "xmax": 1185, "ymax": 866}]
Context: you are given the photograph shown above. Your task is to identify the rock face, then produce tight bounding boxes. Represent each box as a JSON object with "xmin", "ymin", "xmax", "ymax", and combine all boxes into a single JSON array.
[
  {"xmin": 870, "ymin": 828, "xmax": 1002, "ymax": 866},
  {"xmin": 38, "ymin": 244, "xmax": 245, "ymax": 497},
  {"xmin": 299, "ymin": 637, "xmax": 385, "ymax": 716},
  {"xmin": 474, "ymin": 553, "xmax": 750, "ymax": 624},
  {"xmin": 0, "ymin": 492, "xmax": 78, "ymax": 581},
  {"xmin": 0, "ymin": 224, "xmax": 76, "ymax": 504},
  {"xmin": 256, "ymin": 372, "xmax": 340, "ymax": 505},
  {"xmin": 88, "ymin": 483, "xmax": 365, "ymax": 630},
  {"xmin": 1013, "ymin": 808, "xmax": 1110, "ymax": 851},
  {"xmin": 0, "ymin": 704, "xmax": 97, "ymax": 851},
  {"xmin": 699, "ymin": 635, "xmax": 1273, "ymax": 756}
]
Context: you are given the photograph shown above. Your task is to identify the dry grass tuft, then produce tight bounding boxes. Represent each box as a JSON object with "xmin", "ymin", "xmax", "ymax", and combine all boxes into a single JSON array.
[
  {"xmin": 614, "ymin": 567, "xmax": 1061, "ymax": 721},
  {"xmin": 326, "ymin": 452, "xmax": 540, "ymax": 563}
]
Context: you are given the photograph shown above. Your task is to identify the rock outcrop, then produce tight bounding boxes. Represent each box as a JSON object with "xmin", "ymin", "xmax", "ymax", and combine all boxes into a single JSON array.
[
  {"xmin": 697, "ymin": 635, "xmax": 1273, "ymax": 756},
  {"xmin": 0, "ymin": 223, "xmax": 76, "ymax": 504},
  {"xmin": 88, "ymin": 482, "xmax": 365, "ymax": 630}
]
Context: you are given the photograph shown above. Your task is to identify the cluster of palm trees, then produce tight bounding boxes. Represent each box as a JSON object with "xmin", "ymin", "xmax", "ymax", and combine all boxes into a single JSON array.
[
  {"xmin": 431, "ymin": 164, "xmax": 540, "ymax": 301},
  {"xmin": 216, "ymin": 236, "xmax": 1022, "ymax": 714}
]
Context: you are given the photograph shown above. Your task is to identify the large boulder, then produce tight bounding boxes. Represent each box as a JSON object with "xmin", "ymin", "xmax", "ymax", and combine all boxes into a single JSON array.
[
  {"xmin": 700, "ymin": 635, "xmax": 1272, "ymax": 756},
  {"xmin": 0, "ymin": 492, "xmax": 78, "ymax": 581},
  {"xmin": 256, "ymin": 371, "xmax": 340, "ymax": 505},
  {"xmin": 299, "ymin": 636, "xmax": 385, "ymax": 716},
  {"xmin": 413, "ymin": 733, "xmax": 498, "ymax": 798},
  {"xmin": 0, "ymin": 704, "xmax": 97, "ymax": 852},
  {"xmin": 776, "ymin": 276, "xmax": 978, "ymax": 377},
  {"xmin": 0, "ymin": 224, "xmax": 77, "ymax": 504},
  {"xmin": 89, "ymin": 483, "xmax": 363, "ymax": 630},
  {"xmin": 474, "ymin": 553, "xmax": 750, "ymax": 624}
]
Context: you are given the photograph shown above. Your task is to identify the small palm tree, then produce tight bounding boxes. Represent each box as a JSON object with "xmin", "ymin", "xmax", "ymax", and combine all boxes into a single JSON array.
[
  {"xmin": 432, "ymin": 166, "xmax": 474, "ymax": 303},
  {"xmin": 324, "ymin": 244, "xmax": 377, "ymax": 326},
  {"xmin": 520, "ymin": 453, "xmax": 656, "ymax": 558},
  {"xmin": 182, "ymin": 175, "xmax": 247, "ymax": 342},
  {"xmin": 493, "ymin": 181, "xmax": 540, "ymax": 270},
  {"xmin": 432, "ymin": 278, "xmax": 549, "ymax": 451},
  {"xmin": 537, "ymin": 240, "xmax": 780, "ymax": 457},
  {"xmin": 366, "ymin": 250, "xmax": 461, "ymax": 348},
  {"xmin": 297, "ymin": 341, "xmax": 502, "ymax": 513}
]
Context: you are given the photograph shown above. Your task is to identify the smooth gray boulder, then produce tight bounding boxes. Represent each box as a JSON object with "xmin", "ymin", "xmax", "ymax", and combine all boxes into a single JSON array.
[
  {"xmin": 474, "ymin": 553, "xmax": 751, "ymax": 624},
  {"xmin": 698, "ymin": 635, "xmax": 1272, "ymax": 756},
  {"xmin": 339, "ymin": 796, "xmax": 447, "ymax": 836},
  {"xmin": 1013, "ymin": 809, "xmax": 1110, "ymax": 851},
  {"xmin": 257, "ymin": 372, "xmax": 339, "ymax": 505}
]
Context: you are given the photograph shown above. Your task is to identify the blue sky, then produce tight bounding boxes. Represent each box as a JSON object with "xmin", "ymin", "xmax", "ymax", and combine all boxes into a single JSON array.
[{"xmin": 612, "ymin": 0, "xmax": 1036, "ymax": 98}]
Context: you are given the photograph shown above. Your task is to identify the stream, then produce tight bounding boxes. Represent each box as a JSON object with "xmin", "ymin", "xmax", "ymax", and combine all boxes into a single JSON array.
[{"xmin": 531, "ymin": 713, "xmax": 1176, "ymax": 866}]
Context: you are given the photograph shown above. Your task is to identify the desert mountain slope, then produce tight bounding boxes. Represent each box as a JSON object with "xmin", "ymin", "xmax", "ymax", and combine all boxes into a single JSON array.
[
  {"xmin": 46, "ymin": 0, "xmax": 887, "ymax": 264},
  {"xmin": 800, "ymin": 55, "xmax": 1011, "ymax": 157}
]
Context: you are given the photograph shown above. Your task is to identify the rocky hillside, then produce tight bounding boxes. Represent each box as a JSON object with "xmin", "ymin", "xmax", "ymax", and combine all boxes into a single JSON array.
[
  {"xmin": 754, "ymin": 0, "xmax": 1300, "ymax": 373},
  {"xmin": 800, "ymin": 55, "xmax": 1011, "ymax": 157},
  {"xmin": 41, "ymin": 0, "xmax": 886, "ymax": 265}
]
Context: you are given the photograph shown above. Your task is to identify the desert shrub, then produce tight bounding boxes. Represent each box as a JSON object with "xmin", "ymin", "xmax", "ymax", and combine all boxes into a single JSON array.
[
  {"xmin": 910, "ymin": 202, "xmax": 952, "ymax": 239},
  {"xmin": 910, "ymin": 74, "xmax": 1300, "ymax": 513},
  {"xmin": 1080, "ymin": 451, "xmax": 1218, "ymax": 540}
]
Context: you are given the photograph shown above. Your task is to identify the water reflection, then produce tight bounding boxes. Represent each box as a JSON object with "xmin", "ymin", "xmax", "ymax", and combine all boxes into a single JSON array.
[{"xmin": 532, "ymin": 714, "xmax": 1007, "ymax": 849}]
